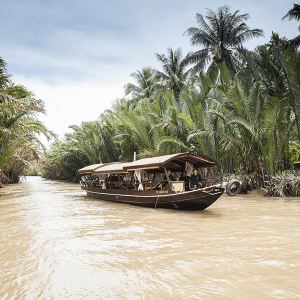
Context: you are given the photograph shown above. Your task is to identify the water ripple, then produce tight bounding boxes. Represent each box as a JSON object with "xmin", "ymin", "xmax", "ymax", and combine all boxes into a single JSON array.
[{"xmin": 1, "ymin": 177, "xmax": 300, "ymax": 299}]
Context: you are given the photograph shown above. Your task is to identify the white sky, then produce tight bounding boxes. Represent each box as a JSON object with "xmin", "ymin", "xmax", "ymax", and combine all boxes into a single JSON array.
[{"xmin": 0, "ymin": 0, "xmax": 299, "ymax": 146}]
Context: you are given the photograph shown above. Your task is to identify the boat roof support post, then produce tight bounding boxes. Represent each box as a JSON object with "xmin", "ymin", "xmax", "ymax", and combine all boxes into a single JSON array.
[
  {"xmin": 117, "ymin": 174, "xmax": 123, "ymax": 190},
  {"xmin": 130, "ymin": 172, "xmax": 136, "ymax": 190},
  {"xmin": 108, "ymin": 175, "xmax": 113, "ymax": 189},
  {"xmin": 104, "ymin": 174, "xmax": 110, "ymax": 189},
  {"xmin": 163, "ymin": 167, "xmax": 171, "ymax": 186},
  {"xmin": 206, "ymin": 166, "xmax": 211, "ymax": 187},
  {"xmin": 145, "ymin": 170, "xmax": 153, "ymax": 190}
]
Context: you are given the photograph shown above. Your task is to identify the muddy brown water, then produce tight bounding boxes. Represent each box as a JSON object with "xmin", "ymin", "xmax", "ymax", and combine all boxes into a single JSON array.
[{"xmin": 0, "ymin": 176, "xmax": 300, "ymax": 299}]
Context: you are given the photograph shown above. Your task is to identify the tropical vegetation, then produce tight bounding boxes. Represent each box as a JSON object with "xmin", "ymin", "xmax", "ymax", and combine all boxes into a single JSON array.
[
  {"xmin": 183, "ymin": 6, "xmax": 264, "ymax": 74},
  {"xmin": 40, "ymin": 5, "xmax": 300, "ymax": 184},
  {"xmin": 1, "ymin": 5, "xmax": 300, "ymax": 190},
  {"xmin": 282, "ymin": 2, "xmax": 300, "ymax": 48},
  {"xmin": 0, "ymin": 58, "xmax": 55, "ymax": 185}
]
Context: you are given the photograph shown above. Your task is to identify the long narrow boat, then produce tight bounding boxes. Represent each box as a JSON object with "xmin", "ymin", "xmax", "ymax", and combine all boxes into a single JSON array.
[{"xmin": 78, "ymin": 152, "xmax": 224, "ymax": 211}]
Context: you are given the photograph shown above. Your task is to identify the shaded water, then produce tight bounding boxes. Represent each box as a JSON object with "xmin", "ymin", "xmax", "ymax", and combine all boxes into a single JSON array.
[{"xmin": 0, "ymin": 176, "xmax": 300, "ymax": 299}]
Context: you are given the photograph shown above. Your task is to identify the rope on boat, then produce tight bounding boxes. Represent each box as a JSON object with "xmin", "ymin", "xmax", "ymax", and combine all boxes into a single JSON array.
[{"xmin": 155, "ymin": 196, "xmax": 159, "ymax": 209}]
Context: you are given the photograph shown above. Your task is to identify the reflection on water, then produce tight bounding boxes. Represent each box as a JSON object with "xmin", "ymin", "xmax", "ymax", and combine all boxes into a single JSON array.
[{"xmin": 0, "ymin": 176, "xmax": 300, "ymax": 299}]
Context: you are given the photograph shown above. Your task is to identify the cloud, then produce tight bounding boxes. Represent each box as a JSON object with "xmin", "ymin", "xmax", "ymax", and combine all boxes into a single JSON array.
[{"xmin": 14, "ymin": 75, "xmax": 126, "ymax": 139}]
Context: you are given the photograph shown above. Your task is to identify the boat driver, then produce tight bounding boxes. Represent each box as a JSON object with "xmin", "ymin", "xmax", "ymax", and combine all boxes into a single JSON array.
[
  {"xmin": 191, "ymin": 169, "xmax": 203, "ymax": 189},
  {"xmin": 180, "ymin": 171, "xmax": 190, "ymax": 191}
]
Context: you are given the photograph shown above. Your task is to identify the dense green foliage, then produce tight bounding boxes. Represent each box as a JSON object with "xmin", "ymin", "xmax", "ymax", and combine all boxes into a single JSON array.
[
  {"xmin": 3, "ymin": 5, "xmax": 299, "ymax": 183},
  {"xmin": 41, "ymin": 5, "xmax": 300, "ymax": 181},
  {"xmin": 0, "ymin": 58, "xmax": 55, "ymax": 184}
]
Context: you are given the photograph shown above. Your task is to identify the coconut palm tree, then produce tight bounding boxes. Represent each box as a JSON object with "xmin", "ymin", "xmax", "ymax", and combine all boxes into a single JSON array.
[
  {"xmin": 0, "ymin": 93, "xmax": 55, "ymax": 182},
  {"xmin": 124, "ymin": 67, "xmax": 159, "ymax": 103},
  {"xmin": 0, "ymin": 57, "xmax": 10, "ymax": 89},
  {"xmin": 155, "ymin": 48, "xmax": 191, "ymax": 100},
  {"xmin": 0, "ymin": 58, "xmax": 55, "ymax": 183},
  {"xmin": 282, "ymin": 2, "xmax": 300, "ymax": 22},
  {"xmin": 276, "ymin": 49, "xmax": 300, "ymax": 144},
  {"xmin": 40, "ymin": 118, "xmax": 120, "ymax": 181},
  {"xmin": 184, "ymin": 6, "xmax": 264, "ymax": 74},
  {"xmin": 282, "ymin": 2, "xmax": 300, "ymax": 48}
]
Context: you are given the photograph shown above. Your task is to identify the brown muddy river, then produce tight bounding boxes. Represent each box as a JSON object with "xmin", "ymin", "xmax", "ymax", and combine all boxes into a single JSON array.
[{"xmin": 0, "ymin": 176, "xmax": 300, "ymax": 299}]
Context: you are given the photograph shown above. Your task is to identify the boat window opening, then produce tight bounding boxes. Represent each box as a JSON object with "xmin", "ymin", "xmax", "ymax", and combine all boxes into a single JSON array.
[
  {"xmin": 192, "ymin": 167, "xmax": 210, "ymax": 188},
  {"xmin": 107, "ymin": 174, "xmax": 122, "ymax": 190},
  {"xmin": 79, "ymin": 169, "xmax": 204, "ymax": 191},
  {"xmin": 80, "ymin": 175, "xmax": 86, "ymax": 187},
  {"xmin": 104, "ymin": 172, "xmax": 136, "ymax": 190},
  {"xmin": 134, "ymin": 170, "xmax": 144, "ymax": 190},
  {"xmin": 122, "ymin": 173, "xmax": 132, "ymax": 182},
  {"xmin": 80, "ymin": 174, "xmax": 92, "ymax": 187},
  {"xmin": 91, "ymin": 175, "xmax": 100, "ymax": 189},
  {"xmin": 95, "ymin": 174, "xmax": 106, "ymax": 189},
  {"xmin": 145, "ymin": 170, "xmax": 153, "ymax": 190}
]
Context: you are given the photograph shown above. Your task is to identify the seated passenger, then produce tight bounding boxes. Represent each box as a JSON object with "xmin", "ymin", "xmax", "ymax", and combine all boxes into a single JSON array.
[
  {"xmin": 180, "ymin": 171, "xmax": 190, "ymax": 191},
  {"xmin": 191, "ymin": 169, "xmax": 203, "ymax": 189},
  {"xmin": 162, "ymin": 170, "xmax": 175, "ymax": 188},
  {"xmin": 167, "ymin": 170, "xmax": 176, "ymax": 181}
]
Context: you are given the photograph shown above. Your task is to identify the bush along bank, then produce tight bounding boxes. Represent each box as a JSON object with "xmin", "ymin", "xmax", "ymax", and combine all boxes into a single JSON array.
[
  {"xmin": 207, "ymin": 172, "xmax": 300, "ymax": 197},
  {"xmin": 260, "ymin": 172, "xmax": 300, "ymax": 197}
]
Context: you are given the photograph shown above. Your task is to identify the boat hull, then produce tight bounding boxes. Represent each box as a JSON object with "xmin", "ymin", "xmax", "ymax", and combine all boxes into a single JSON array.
[{"xmin": 81, "ymin": 186, "xmax": 224, "ymax": 210}]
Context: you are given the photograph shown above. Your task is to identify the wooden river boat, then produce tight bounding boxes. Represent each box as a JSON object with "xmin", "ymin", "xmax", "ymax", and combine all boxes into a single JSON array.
[{"xmin": 78, "ymin": 152, "xmax": 224, "ymax": 211}]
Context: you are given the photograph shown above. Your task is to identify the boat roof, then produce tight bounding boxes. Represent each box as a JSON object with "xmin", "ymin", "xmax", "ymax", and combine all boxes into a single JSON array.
[
  {"xmin": 78, "ymin": 152, "xmax": 220, "ymax": 175},
  {"xmin": 124, "ymin": 152, "xmax": 219, "ymax": 171},
  {"xmin": 293, "ymin": 161, "xmax": 300, "ymax": 165},
  {"xmin": 78, "ymin": 163, "xmax": 109, "ymax": 174},
  {"xmin": 92, "ymin": 162, "xmax": 132, "ymax": 174}
]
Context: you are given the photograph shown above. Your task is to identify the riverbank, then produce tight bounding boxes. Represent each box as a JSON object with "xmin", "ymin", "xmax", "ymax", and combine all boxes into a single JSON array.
[{"xmin": 213, "ymin": 172, "xmax": 300, "ymax": 197}]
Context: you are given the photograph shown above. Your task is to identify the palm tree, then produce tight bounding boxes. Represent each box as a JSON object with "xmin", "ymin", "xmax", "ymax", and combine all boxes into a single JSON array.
[
  {"xmin": 0, "ymin": 93, "xmax": 55, "ymax": 182},
  {"xmin": 40, "ymin": 118, "xmax": 120, "ymax": 181},
  {"xmin": 184, "ymin": 6, "xmax": 264, "ymax": 74},
  {"xmin": 0, "ymin": 57, "xmax": 10, "ymax": 90},
  {"xmin": 282, "ymin": 2, "xmax": 300, "ymax": 48},
  {"xmin": 0, "ymin": 58, "xmax": 55, "ymax": 183},
  {"xmin": 124, "ymin": 67, "xmax": 158, "ymax": 102},
  {"xmin": 155, "ymin": 48, "xmax": 191, "ymax": 100}
]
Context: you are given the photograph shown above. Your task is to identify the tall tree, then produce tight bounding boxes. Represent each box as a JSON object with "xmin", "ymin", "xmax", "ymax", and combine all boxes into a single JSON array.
[
  {"xmin": 0, "ymin": 57, "xmax": 55, "ymax": 182},
  {"xmin": 282, "ymin": 2, "xmax": 300, "ymax": 48},
  {"xmin": 0, "ymin": 57, "xmax": 10, "ymax": 89},
  {"xmin": 155, "ymin": 48, "xmax": 191, "ymax": 100},
  {"xmin": 124, "ymin": 67, "xmax": 158, "ymax": 103},
  {"xmin": 184, "ymin": 6, "xmax": 264, "ymax": 74}
]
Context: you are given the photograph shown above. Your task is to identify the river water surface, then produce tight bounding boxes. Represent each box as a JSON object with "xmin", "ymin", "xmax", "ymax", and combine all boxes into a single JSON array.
[{"xmin": 0, "ymin": 176, "xmax": 300, "ymax": 299}]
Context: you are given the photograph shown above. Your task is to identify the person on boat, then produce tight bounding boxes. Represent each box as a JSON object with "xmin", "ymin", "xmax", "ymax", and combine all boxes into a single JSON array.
[
  {"xmin": 180, "ymin": 171, "xmax": 190, "ymax": 191},
  {"xmin": 191, "ymin": 169, "xmax": 203, "ymax": 189},
  {"xmin": 167, "ymin": 170, "xmax": 175, "ymax": 181},
  {"xmin": 162, "ymin": 170, "xmax": 175, "ymax": 188}
]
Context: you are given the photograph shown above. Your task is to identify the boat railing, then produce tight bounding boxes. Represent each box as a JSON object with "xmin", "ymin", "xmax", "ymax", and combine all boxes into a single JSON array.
[
  {"xmin": 126, "ymin": 179, "xmax": 170, "ymax": 190},
  {"xmin": 81, "ymin": 177, "xmax": 210, "ymax": 192},
  {"xmin": 88, "ymin": 179, "xmax": 172, "ymax": 191}
]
